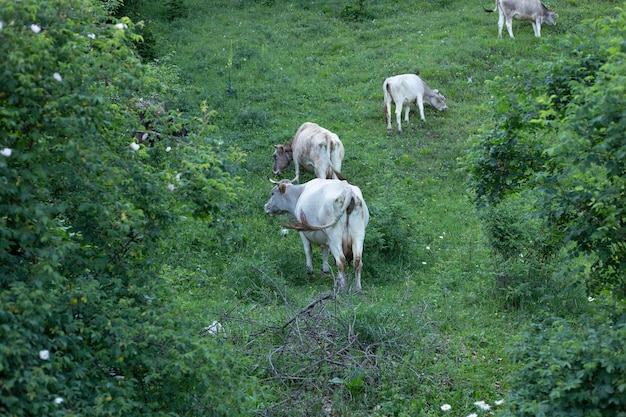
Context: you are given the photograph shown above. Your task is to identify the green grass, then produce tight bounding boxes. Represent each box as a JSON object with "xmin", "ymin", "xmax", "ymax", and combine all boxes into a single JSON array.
[{"xmin": 138, "ymin": 0, "xmax": 621, "ymax": 414}]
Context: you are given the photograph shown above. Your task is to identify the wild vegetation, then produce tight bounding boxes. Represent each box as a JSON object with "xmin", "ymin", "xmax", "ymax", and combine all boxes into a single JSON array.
[{"xmin": 1, "ymin": 0, "xmax": 625, "ymax": 416}]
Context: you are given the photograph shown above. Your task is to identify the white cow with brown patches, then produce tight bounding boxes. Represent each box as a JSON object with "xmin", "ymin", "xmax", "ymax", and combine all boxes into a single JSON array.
[
  {"xmin": 264, "ymin": 178, "xmax": 369, "ymax": 292},
  {"xmin": 272, "ymin": 122, "xmax": 345, "ymax": 183},
  {"xmin": 484, "ymin": 0, "xmax": 558, "ymax": 38},
  {"xmin": 383, "ymin": 74, "xmax": 447, "ymax": 134}
]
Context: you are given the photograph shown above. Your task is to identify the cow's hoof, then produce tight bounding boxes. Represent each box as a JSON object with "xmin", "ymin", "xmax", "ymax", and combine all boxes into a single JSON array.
[{"xmin": 387, "ymin": 129, "xmax": 393, "ymax": 135}]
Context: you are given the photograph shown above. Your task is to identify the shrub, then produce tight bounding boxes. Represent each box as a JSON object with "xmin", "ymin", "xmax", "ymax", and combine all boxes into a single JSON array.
[
  {"xmin": 340, "ymin": 0, "xmax": 375, "ymax": 22},
  {"xmin": 462, "ymin": 7, "xmax": 626, "ymax": 296},
  {"xmin": 0, "ymin": 1, "xmax": 255, "ymax": 415},
  {"xmin": 502, "ymin": 297, "xmax": 626, "ymax": 417}
]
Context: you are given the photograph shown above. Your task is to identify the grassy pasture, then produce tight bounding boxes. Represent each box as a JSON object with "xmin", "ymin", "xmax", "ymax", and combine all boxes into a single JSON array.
[{"xmin": 141, "ymin": 0, "xmax": 620, "ymax": 415}]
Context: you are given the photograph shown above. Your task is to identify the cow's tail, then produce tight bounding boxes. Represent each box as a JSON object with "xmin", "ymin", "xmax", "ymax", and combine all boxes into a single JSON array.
[
  {"xmin": 383, "ymin": 81, "xmax": 393, "ymax": 122},
  {"xmin": 331, "ymin": 165, "xmax": 347, "ymax": 181},
  {"xmin": 383, "ymin": 81, "xmax": 392, "ymax": 105},
  {"xmin": 289, "ymin": 189, "xmax": 355, "ymax": 232}
]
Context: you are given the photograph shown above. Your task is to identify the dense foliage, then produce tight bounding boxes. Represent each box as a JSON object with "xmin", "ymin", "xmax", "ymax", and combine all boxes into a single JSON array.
[
  {"xmin": 464, "ymin": 6, "xmax": 626, "ymax": 416},
  {"xmin": 464, "ymin": 7, "xmax": 626, "ymax": 297},
  {"xmin": 0, "ymin": 0, "xmax": 255, "ymax": 415},
  {"xmin": 3, "ymin": 0, "xmax": 625, "ymax": 415},
  {"xmin": 504, "ymin": 297, "xmax": 626, "ymax": 417}
]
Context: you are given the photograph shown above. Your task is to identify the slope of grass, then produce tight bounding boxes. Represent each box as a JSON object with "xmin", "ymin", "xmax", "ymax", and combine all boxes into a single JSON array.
[{"xmin": 139, "ymin": 0, "xmax": 620, "ymax": 414}]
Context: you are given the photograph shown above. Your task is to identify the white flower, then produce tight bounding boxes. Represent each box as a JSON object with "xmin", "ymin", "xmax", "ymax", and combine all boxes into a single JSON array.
[
  {"xmin": 473, "ymin": 400, "xmax": 491, "ymax": 411},
  {"xmin": 88, "ymin": 33, "xmax": 96, "ymax": 39},
  {"xmin": 439, "ymin": 235, "xmax": 444, "ymax": 239},
  {"xmin": 39, "ymin": 350, "xmax": 50, "ymax": 360},
  {"xmin": 588, "ymin": 296, "xmax": 595, "ymax": 302},
  {"xmin": 425, "ymin": 246, "xmax": 431, "ymax": 250},
  {"xmin": 54, "ymin": 397, "xmax": 64, "ymax": 405},
  {"xmin": 205, "ymin": 320, "xmax": 223, "ymax": 336},
  {"xmin": 467, "ymin": 414, "xmax": 478, "ymax": 417},
  {"xmin": 175, "ymin": 173, "xmax": 182, "ymax": 182},
  {"xmin": 129, "ymin": 142, "xmax": 140, "ymax": 151},
  {"xmin": 281, "ymin": 228, "xmax": 289, "ymax": 237},
  {"xmin": 422, "ymin": 261, "xmax": 427, "ymax": 265},
  {"xmin": 31, "ymin": 24, "xmax": 41, "ymax": 33},
  {"xmin": 495, "ymin": 399, "xmax": 505, "ymax": 406},
  {"xmin": 440, "ymin": 404, "xmax": 451, "ymax": 411},
  {"xmin": 114, "ymin": 23, "xmax": 127, "ymax": 30},
  {"xmin": 165, "ymin": 146, "xmax": 171, "ymax": 152},
  {"xmin": 1, "ymin": 148, "xmax": 11, "ymax": 157},
  {"xmin": 167, "ymin": 184, "xmax": 175, "ymax": 191},
  {"xmin": 53, "ymin": 72, "xmax": 62, "ymax": 82}
]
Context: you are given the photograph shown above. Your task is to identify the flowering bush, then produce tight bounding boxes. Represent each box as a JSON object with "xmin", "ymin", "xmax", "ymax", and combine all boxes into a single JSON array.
[{"xmin": 0, "ymin": 1, "xmax": 253, "ymax": 416}]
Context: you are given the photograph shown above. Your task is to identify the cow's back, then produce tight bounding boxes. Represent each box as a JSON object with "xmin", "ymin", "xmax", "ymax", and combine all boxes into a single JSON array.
[
  {"xmin": 292, "ymin": 122, "xmax": 344, "ymax": 179},
  {"xmin": 499, "ymin": 0, "xmax": 554, "ymax": 21},
  {"xmin": 384, "ymin": 74, "xmax": 424, "ymax": 105},
  {"xmin": 296, "ymin": 180, "xmax": 368, "ymax": 241}
]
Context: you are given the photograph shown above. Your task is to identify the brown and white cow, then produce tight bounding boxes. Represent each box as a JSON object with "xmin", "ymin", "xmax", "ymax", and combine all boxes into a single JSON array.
[
  {"xmin": 272, "ymin": 122, "xmax": 345, "ymax": 183},
  {"xmin": 383, "ymin": 74, "xmax": 447, "ymax": 134},
  {"xmin": 264, "ymin": 178, "xmax": 369, "ymax": 292},
  {"xmin": 484, "ymin": 0, "xmax": 558, "ymax": 38}
]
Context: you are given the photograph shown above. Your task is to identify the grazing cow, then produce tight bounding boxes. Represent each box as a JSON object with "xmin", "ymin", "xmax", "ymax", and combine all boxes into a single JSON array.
[
  {"xmin": 484, "ymin": 0, "xmax": 558, "ymax": 38},
  {"xmin": 383, "ymin": 74, "xmax": 447, "ymax": 134},
  {"xmin": 272, "ymin": 122, "xmax": 345, "ymax": 183},
  {"xmin": 264, "ymin": 178, "xmax": 369, "ymax": 292}
]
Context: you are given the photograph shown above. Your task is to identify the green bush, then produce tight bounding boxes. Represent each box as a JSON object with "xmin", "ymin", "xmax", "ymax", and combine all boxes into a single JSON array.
[
  {"xmin": 0, "ymin": 1, "xmax": 256, "ymax": 415},
  {"xmin": 503, "ymin": 297, "xmax": 626, "ymax": 417},
  {"xmin": 340, "ymin": 0, "xmax": 375, "ymax": 22},
  {"xmin": 462, "ymin": 7, "xmax": 626, "ymax": 296}
]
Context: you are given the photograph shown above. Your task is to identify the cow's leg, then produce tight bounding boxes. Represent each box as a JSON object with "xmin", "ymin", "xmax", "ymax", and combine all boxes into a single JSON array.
[
  {"xmin": 299, "ymin": 232, "xmax": 314, "ymax": 275},
  {"xmin": 416, "ymin": 96, "xmax": 426, "ymax": 122},
  {"xmin": 353, "ymin": 256, "xmax": 363, "ymax": 293},
  {"xmin": 352, "ymin": 231, "xmax": 365, "ymax": 292},
  {"xmin": 505, "ymin": 17, "xmax": 515, "ymax": 38},
  {"xmin": 321, "ymin": 246, "xmax": 331, "ymax": 274},
  {"xmin": 497, "ymin": 12, "xmax": 505, "ymax": 38},
  {"xmin": 328, "ymin": 243, "xmax": 347, "ymax": 291},
  {"xmin": 532, "ymin": 20, "xmax": 541, "ymax": 37},
  {"xmin": 395, "ymin": 104, "xmax": 403, "ymax": 133},
  {"xmin": 331, "ymin": 154, "xmax": 342, "ymax": 177},
  {"xmin": 292, "ymin": 162, "xmax": 300, "ymax": 183},
  {"xmin": 403, "ymin": 104, "xmax": 411, "ymax": 124},
  {"xmin": 335, "ymin": 259, "xmax": 347, "ymax": 292},
  {"xmin": 386, "ymin": 102, "xmax": 393, "ymax": 133},
  {"xmin": 315, "ymin": 164, "xmax": 329, "ymax": 180}
]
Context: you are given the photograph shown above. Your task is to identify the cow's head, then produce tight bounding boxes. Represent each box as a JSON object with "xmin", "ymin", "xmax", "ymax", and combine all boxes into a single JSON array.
[
  {"xmin": 264, "ymin": 179, "xmax": 293, "ymax": 216},
  {"xmin": 544, "ymin": 8, "xmax": 558, "ymax": 26},
  {"xmin": 429, "ymin": 90, "xmax": 447, "ymax": 112},
  {"xmin": 272, "ymin": 144, "xmax": 293, "ymax": 175}
]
